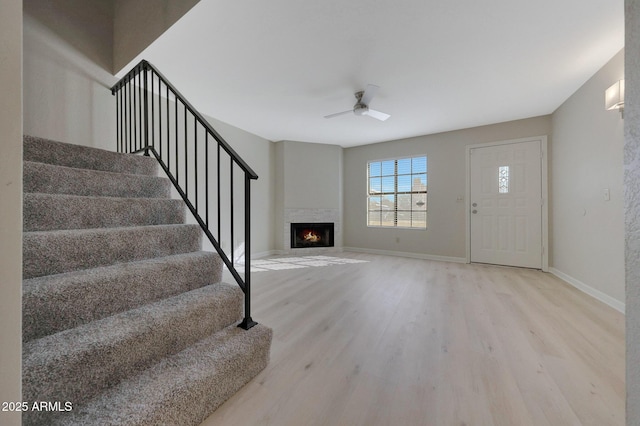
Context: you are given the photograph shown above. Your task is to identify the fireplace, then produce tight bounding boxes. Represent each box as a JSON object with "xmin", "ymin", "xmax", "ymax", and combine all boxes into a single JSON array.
[{"xmin": 290, "ymin": 223, "xmax": 334, "ymax": 249}]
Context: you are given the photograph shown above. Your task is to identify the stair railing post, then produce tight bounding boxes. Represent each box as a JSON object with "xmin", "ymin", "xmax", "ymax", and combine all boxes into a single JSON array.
[
  {"xmin": 239, "ymin": 172, "xmax": 257, "ymax": 330},
  {"xmin": 143, "ymin": 64, "xmax": 150, "ymax": 157}
]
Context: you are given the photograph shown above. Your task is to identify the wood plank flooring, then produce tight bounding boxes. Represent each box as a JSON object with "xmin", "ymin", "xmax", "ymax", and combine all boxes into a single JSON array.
[{"xmin": 200, "ymin": 253, "xmax": 624, "ymax": 426}]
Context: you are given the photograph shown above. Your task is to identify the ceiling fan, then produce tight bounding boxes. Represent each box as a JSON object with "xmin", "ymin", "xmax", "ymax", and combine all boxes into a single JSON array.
[{"xmin": 324, "ymin": 84, "xmax": 390, "ymax": 121}]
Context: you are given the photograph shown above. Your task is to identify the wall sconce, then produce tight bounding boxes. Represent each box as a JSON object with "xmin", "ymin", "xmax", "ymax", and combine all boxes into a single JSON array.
[{"xmin": 605, "ymin": 79, "xmax": 625, "ymax": 118}]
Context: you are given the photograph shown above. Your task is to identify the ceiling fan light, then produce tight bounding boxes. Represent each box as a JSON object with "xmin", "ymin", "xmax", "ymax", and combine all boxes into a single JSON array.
[{"xmin": 354, "ymin": 105, "xmax": 369, "ymax": 116}]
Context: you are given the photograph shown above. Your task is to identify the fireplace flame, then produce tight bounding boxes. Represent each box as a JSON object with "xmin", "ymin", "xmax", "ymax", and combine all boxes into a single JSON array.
[{"xmin": 303, "ymin": 231, "xmax": 321, "ymax": 243}]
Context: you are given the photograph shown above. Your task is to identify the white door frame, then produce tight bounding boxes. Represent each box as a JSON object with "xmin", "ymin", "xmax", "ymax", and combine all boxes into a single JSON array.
[{"xmin": 465, "ymin": 135, "xmax": 549, "ymax": 271}]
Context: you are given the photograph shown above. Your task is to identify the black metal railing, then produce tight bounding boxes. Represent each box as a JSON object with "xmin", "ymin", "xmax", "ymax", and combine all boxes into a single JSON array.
[{"xmin": 111, "ymin": 60, "xmax": 258, "ymax": 330}]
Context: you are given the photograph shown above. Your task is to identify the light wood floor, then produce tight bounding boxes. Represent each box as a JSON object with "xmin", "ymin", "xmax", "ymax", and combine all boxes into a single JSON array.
[{"xmin": 201, "ymin": 253, "xmax": 625, "ymax": 426}]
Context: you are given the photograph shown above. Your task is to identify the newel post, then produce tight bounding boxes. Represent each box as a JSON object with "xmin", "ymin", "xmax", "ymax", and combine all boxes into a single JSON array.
[{"xmin": 238, "ymin": 172, "xmax": 257, "ymax": 330}]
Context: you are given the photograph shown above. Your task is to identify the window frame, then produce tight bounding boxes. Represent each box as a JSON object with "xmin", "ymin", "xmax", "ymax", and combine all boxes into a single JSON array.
[{"xmin": 367, "ymin": 155, "xmax": 427, "ymax": 229}]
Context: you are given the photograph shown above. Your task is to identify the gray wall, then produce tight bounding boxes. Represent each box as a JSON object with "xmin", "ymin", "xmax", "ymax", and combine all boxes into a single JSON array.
[
  {"xmin": 343, "ymin": 116, "xmax": 551, "ymax": 260},
  {"xmin": 23, "ymin": 2, "xmax": 116, "ymax": 150},
  {"xmin": 23, "ymin": 0, "xmax": 113, "ymax": 71},
  {"xmin": 550, "ymin": 49, "xmax": 625, "ymax": 309},
  {"xmin": 114, "ymin": 0, "xmax": 200, "ymax": 72},
  {"xmin": 626, "ymin": 0, "xmax": 640, "ymax": 422},
  {"xmin": 0, "ymin": 1, "xmax": 23, "ymax": 424}
]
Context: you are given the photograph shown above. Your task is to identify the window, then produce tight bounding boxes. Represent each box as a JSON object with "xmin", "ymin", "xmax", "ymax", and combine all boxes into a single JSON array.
[
  {"xmin": 367, "ymin": 156, "xmax": 427, "ymax": 229},
  {"xmin": 498, "ymin": 166, "xmax": 509, "ymax": 194}
]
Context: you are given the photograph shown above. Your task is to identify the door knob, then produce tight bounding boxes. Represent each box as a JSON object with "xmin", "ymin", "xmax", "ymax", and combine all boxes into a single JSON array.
[
  {"xmin": 472, "ymin": 209, "xmax": 478, "ymax": 214},
  {"xmin": 472, "ymin": 202, "xmax": 477, "ymax": 207}
]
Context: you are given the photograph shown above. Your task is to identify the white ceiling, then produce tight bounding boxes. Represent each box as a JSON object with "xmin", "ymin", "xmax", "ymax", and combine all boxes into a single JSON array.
[{"xmin": 123, "ymin": 0, "xmax": 624, "ymax": 148}]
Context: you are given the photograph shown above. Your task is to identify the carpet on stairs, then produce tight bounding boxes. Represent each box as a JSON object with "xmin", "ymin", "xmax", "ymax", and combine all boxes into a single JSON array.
[{"xmin": 21, "ymin": 136, "xmax": 271, "ymax": 426}]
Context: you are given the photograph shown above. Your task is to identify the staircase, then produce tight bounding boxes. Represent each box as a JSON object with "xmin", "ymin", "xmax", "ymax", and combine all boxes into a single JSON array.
[{"xmin": 22, "ymin": 135, "xmax": 272, "ymax": 426}]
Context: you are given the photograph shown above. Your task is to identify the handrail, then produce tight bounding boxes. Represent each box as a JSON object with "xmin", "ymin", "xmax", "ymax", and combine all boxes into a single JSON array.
[
  {"xmin": 111, "ymin": 60, "xmax": 258, "ymax": 179},
  {"xmin": 111, "ymin": 59, "xmax": 257, "ymax": 330}
]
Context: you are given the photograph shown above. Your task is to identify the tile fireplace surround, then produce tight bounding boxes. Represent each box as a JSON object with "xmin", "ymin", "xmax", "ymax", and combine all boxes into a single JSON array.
[{"xmin": 282, "ymin": 208, "xmax": 341, "ymax": 255}]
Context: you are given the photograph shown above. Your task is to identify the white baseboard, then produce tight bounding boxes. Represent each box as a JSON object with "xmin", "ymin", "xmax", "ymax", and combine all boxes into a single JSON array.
[
  {"xmin": 549, "ymin": 267, "xmax": 625, "ymax": 314},
  {"xmin": 343, "ymin": 247, "xmax": 467, "ymax": 264}
]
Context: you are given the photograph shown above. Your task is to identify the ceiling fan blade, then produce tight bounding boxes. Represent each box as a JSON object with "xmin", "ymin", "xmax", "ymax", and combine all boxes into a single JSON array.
[
  {"xmin": 365, "ymin": 109, "xmax": 390, "ymax": 121},
  {"xmin": 360, "ymin": 84, "xmax": 380, "ymax": 106},
  {"xmin": 324, "ymin": 110, "xmax": 353, "ymax": 119}
]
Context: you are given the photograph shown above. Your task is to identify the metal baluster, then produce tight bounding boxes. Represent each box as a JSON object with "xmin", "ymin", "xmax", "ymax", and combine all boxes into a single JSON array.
[
  {"xmin": 123, "ymin": 79, "xmax": 126, "ymax": 152},
  {"xmin": 133, "ymin": 71, "xmax": 137, "ymax": 151},
  {"xmin": 120, "ymin": 85, "xmax": 124, "ymax": 153},
  {"xmin": 184, "ymin": 103, "xmax": 188, "ymax": 198},
  {"xmin": 133, "ymin": 73, "xmax": 137, "ymax": 151},
  {"xmin": 158, "ymin": 73, "xmax": 161, "ymax": 161},
  {"xmin": 230, "ymin": 157, "xmax": 234, "ymax": 266},
  {"xmin": 138, "ymin": 69, "xmax": 142, "ymax": 152},
  {"xmin": 144, "ymin": 67, "xmax": 149, "ymax": 156},
  {"xmin": 116, "ymin": 88, "xmax": 120, "ymax": 152},
  {"xmin": 217, "ymin": 143, "xmax": 221, "ymax": 241},
  {"xmin": 195, "ymin": 117, "xmax": 198, "ymax": 212},
  {"xmin": 205, "ymin": 132, "xmax": 209, "ymax": 227},
  {"xmin": 175, "ymin": 94, "xmax": 178, "ymax": 185},
  {"xmin": 128, "ymin": 76, "xmax": 132, "ymax": 153},
  {"xmin": 149, "ymin": 70, "xmax": 153, "ymax": 154},
  {"xmin": 166, "ymin": 85, "xmax": 170, "ymax": 172}
]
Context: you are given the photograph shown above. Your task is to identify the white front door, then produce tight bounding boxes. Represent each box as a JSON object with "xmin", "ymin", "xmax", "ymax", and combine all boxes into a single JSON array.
[{"xmin": 469, "ymin": 139, "xmax": 543, "ymax": 268}]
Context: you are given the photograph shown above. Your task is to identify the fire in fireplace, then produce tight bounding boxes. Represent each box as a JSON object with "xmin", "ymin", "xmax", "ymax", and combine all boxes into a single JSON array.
[{"xmin": 290, "ymin": 223, "xmax": 334, "ymax": 248}]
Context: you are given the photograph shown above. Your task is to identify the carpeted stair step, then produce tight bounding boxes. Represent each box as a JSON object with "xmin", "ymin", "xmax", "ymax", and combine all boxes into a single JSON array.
[
  {"xmin": 23, "ymin": 224, "xmax": 202, "ymax": 279},
  {"xmin": 24, "ymin": 135, "xmax": 158, "ymax": 176},
  {"xmin": 24, "ymin": 161, "xmax": 171, "ymax": 198},
  {"xmin": 22, "ymin": 282, "xmax": 245, "ymax": 426},
  {"xmin": 23, "ymin": 251, "xmax": 223, "ymax": 342},
  {"xmin": 48, "ymin": 324, "xmax": 273, "ymax": 426},
  {"xmin": 24, "ymin": 193, "xmax": 185, "ymax": 231}
]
